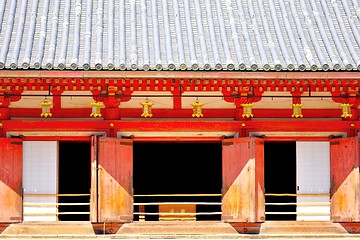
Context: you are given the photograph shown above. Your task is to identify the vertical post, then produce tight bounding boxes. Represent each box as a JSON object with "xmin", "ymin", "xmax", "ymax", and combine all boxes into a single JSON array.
[
  {"xmin": 330, "ymin": 137, "xmax": 360, "ymax": 222},
  {"xmin": 98, "ymin": 138, "xmax": 133, "ymax": 222},
  {"xmin": 0, "ymin": 138, "xmax": 23, "ymax": 223},
  {"xmin": 222, "ymin": 137, "xmax": 265, "ymax": 223},
  {"xmin": 90, "ymin": 135, "xmax": 98, "ymax": 222}
]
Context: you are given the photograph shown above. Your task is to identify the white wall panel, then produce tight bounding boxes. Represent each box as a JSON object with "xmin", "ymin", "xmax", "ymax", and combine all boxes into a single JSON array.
[
  {"xmin": 23, "ymin": 141, "xmax": 58, "ymax": 221},
  {"xmin": 296, "ymin": 141, "xmax": 330, "ymax": 221}
]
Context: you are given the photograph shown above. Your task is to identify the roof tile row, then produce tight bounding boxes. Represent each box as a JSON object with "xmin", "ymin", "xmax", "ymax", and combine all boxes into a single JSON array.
[{"xmin": 0, "ymin": 0, "xmax": 359, "ymax": 71}]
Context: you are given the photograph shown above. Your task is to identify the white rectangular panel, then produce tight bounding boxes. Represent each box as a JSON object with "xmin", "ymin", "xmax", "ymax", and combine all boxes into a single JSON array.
[
  {"xmin": 23, "ymin": 141, "xmax": 58, "ymax": 221},
  {"xmin": 296, "ymin": 141, "xmax": 330, "ymax": 221}
]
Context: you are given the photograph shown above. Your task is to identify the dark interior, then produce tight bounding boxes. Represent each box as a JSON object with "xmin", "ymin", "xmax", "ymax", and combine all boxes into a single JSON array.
[
  {"xmin": 133, "ymin": 142, "xmax": 222, "ymax": 221},
  {"xmin": 58, "ymin": 142, "xmax": 91, "ymax": 221},
  {"xmin": 264, "ymin": 142, "xmax": 296, "ymax": 221}
]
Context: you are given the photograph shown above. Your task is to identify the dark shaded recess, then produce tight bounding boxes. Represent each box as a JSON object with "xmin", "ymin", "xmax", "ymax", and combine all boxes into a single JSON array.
[
  {"xmin": 134, "ymin": 142, "xmax": 222, "ymax": 221},
  {"xmin": 264, "ymin": 142, "xmax": 296, "ymax": 221},
  {"xmin": 58, "ymin": 142, "xmax": 91, "ymax": 221}
]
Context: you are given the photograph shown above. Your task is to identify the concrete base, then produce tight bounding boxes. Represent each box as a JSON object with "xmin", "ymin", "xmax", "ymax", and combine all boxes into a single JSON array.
[{"xmin": 117, "ymin": 221, "xmax": 239, "ymax": 235}]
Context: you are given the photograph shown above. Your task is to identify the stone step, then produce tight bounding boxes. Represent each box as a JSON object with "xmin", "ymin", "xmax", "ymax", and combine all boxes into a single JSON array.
[
  {"xmin": 260, "ymin": 221, "xmax": 349, "ymax": 234},
  {"xmin": 1, "ymin": 222, "xmax": 96, "ymax": 235},
  {"xmin": 117, "ymin": 221, "xmax": 239, "ymax": 234}
]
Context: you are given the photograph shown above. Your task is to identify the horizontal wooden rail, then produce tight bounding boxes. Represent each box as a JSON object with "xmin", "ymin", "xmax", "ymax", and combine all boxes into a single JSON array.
[
  {"xmin": 24, "ymin": 212, "xmax": 90, "ymax": 216},
  {"xmin": 265, "ymin": 193, "xmax": 330, "ymax": 197},
  {"xmin": 134, "ymin": 194, "xmax": 222, "ymax": 197},
  {"xmin": 24, "ymin": 193, "xmax": 90, "ymax": 197},
  {"xmin": 134, "ymin": 212, "xmax": 222, "ymax": 215},
  {"xmin": 266, "ymin": 212, "xmax": 330, "ymax": 215},
  {"xmin": 265, "ymin": 202, "xmax": 330, "ymax": 206},
  {"xmin": 134, "ymin": 202, "xmax": 221, "ymax": 206},
  {"xmin": 23, "ymin": 203, "xmax": 90, "ymax": 206}
]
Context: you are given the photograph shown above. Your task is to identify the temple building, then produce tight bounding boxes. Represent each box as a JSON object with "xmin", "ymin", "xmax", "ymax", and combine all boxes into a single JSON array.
[{"xmin": 0, "ymin": 0, "xmax": 360, "ymax": 235}]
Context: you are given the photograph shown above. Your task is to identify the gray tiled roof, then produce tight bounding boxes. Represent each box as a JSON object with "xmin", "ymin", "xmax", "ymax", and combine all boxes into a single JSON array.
[{"xmin": 0, "ymin": 0, "xmax": 359, "ymax": 71}]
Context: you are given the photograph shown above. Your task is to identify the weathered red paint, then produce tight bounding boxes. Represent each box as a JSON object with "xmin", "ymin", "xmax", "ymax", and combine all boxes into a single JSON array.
[
  {"xmin": 254, "ymin": 138, "xmax": 265, "ymax": 222},
  {"xmin": 222, "ymin": 137, "xmax": 264, "ymax": 223},
  {"xmin": 330, "ymin": 137, "xmax": 360, "ymax": 222},
  {"xmin": 98, "ymin": 138, "xmax": 133, "ymax": 223},
  {"xmin": 90, "ymin": 135, "xmax": 99, "ymax": 223},
  {"xmin": 0, "ymin": 138, "xmax": 22, "ymax": 222}
]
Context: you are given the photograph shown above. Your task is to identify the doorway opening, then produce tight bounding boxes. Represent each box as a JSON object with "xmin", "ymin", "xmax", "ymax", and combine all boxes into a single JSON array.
[
  {"xmin": 58, "ymin": 142, "xmax": 91, "ymax": 221},
  {"xmin": 265, "ymin": 142, "xmax": 296, "ymax": 220},
  {"xmin": 133, "ymin": 142, "xmax": 222, "ymax": 221}
]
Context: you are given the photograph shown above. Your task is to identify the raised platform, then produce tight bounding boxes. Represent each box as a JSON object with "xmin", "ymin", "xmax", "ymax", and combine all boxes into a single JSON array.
[
  {"xmin": 117, "ymin": 221, "xmax": 238, "ymax": 235},
  {"xmin": 1, "ymin": 221, "xmax": 96, "ymax": 235},
  {"xmin": 259, "ymin": 221, "xmax": 349, "ymax": 234},
  {"xmin": 0, "ymin": 221, "xmax": 355, "ymax": 238}
]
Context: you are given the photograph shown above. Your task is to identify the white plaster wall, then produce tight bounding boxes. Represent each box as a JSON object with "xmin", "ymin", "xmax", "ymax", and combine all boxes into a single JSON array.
[
  {"xmin": 23, "ymin": 141, "xmax": 58, "ymax": 221},
  {"xmin": 296, "ymin": 141, "xmax": 330, "ymax": 221}
]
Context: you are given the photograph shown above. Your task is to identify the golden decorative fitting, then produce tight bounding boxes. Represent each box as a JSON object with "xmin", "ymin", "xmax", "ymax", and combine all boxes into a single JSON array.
[
  {"xmin": 292, "ymin": 103, "xmax": 303, "ymax": 118},
  {"xmin": 241, "ymin": 103, "xmax": 254, "ymax": 118},
  {"xmin": 0, "ymin": 123, "xmax": 3, "ymax": 127},
  {"xmin": 140, "ymin": 99, "xmax": 153, "ymax": 117},
  {"xmin": 191, "ymin": 99, "xmax": 204, "ymax": 118},
  {"xmin": 341, "ymin": 103, "xmax": 352, "ymax": 118},
  {"xmin": 351, "ymin": 123, "xmax": 355, "ymax": 127},
  {"xmin": 90, "ymin": 101, "xmax": 104, "ymax": 117},
  {"xmin": 241, "ymin": 122, "xmax": 246, "ymax": 127},
  {"xmin": 110, "ymin": 123, "xmax": 114, "ymax": 127},
  {"xmin": 40, "ymin": 98, "xmax": 52, "ymax": 117}
]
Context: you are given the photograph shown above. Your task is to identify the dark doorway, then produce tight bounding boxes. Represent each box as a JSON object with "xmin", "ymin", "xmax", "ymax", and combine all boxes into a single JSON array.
[
  {"xmin": 133, "ymin": 142, "xmax": 222, "ymax": 221},
  {"xmin": 264, "ymin": 142, "xmax": 296, "ymax": 220},
  {"xmin": 58, "ymin": 142, "xmax": 91, "ymax": 221}
]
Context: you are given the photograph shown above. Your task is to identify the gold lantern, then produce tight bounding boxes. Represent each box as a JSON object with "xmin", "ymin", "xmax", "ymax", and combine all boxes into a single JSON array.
[
  {"xmin": 90, "ymin": 101, "xmax": 104, "ymax": 117},
  {"xmin": 191, "ymin": 99, "xmax": 204, "ymax": 118},
  {"xmin": 341, "ymin": 103, "xmax": 352, "ymax": 118},
  {"xmin": 241, "ymin": 103, "xmax": 254, "ymax": 118},
  {"xmin": 292, "ymin": 103, "xmax": 303, "ymax": 118},
  {"xmin": 140, "ymin": 99, "xmax": 153, "ymax": 117},
  {"xmin": 40, "ymin": 98, "xmax": 52, "ymax": 117}
]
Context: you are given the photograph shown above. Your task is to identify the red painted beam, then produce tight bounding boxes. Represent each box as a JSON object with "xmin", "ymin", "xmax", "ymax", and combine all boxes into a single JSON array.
[
  {"xmin": 245, "ymin": 120, "xmax": 355, "ymax": 133},
  {"xmin": 132, "ymin": 136, "xmax": 224, "ymax": 142},
  {"xmin": 0, "ymin": 119, "xmax": 357, "ymax": 134},
  {"xmin": 6, "ymin": 108, "xmax": 349, "ymax": 119}
]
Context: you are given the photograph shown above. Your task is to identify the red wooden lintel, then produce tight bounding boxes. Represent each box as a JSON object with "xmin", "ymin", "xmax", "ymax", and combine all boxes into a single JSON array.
[{"xmin": 0, "ymin": 119, "xmax": 356, "ymax": 134}]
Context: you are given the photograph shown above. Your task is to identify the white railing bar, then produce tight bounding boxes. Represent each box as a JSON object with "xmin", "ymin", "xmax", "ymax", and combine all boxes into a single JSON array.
[
  {"xmin": 23, "ymin": 203, "xmax": 90, "ymax": 206},
  {"xmin": 265, "ymin": 193, "xmax": 330, "ymax": 197},
  {"xmin": 134, "ymin": 202, "xmax": 221, "ymax": 206},
  {"xmin": 265, "ymin": 202, "xmax": 330, "ymax": 206},
  {"xmin": 24, "ymin": 212, "xmax": 90, "ymax": 216},
  {"xmin": 24, "ymin": 193, "xmax": 90, "ymax": 197},
  {"xmin": 266, "ymin": 212, "xmax": 330, "ymax": 215},
  {"xmin": 134, "ymin": 212, "xmax": 222, "ymax": 215},
  {"xmin": 134, "ymin": 194, "xmax": 222, "ymax": 197}
]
